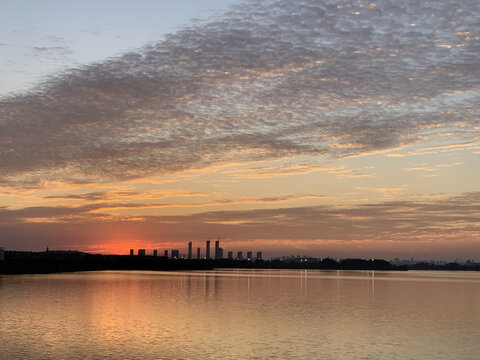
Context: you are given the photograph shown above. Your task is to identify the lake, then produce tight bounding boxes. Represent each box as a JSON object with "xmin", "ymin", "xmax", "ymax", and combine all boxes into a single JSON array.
[{"xmin": 1, "ymin": 269, "xmax": 479, "ymax": 359}]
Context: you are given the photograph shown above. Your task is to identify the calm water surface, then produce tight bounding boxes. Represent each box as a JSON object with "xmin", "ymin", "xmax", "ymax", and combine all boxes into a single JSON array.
[{"xmin": 1, "ymin": 269, "xmax": 479, "ymax": 359}]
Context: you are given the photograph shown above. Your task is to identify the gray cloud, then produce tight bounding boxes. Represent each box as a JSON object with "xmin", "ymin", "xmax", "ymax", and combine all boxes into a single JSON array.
[
  {"xmin": 1, "ymin": 192, "xmax": 479, "ymax": 257},
  {"xmin": 44, "ymin": 191, "xmax": 139, "ymax": 201},
  {"xmin": 1, "ymin": 0, "xmax": 479, "ymax": 187}
]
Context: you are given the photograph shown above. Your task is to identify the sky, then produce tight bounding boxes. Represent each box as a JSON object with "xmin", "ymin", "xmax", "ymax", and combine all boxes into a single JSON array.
[{"xmin": 0, "ymin": 0, "xmax": 479, "ymax": 260}]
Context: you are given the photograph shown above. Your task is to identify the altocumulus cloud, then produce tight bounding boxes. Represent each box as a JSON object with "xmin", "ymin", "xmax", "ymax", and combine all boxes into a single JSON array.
[{"xmin": 0, "ymin": 0, "xmax": 478, "ymax": 187}]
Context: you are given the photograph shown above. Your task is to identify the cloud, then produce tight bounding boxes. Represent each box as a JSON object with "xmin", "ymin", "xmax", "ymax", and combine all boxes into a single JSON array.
[
  {"xmin": 1, "ymin": 192, "xmax": 479, "ymax": 257},
  {"xmin": 403, "ymin": 161, "xmax": 463, "ymax": 173},
  {"xmin": 0, "ymin": 0, "xmax": 478, "ymax": 187},
  {"xmin": 0, "ymin": 193, "xmax": 328, "ymax": 224}
]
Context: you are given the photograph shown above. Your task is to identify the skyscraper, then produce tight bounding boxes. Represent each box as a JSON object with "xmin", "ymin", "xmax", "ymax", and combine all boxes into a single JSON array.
[
  {"xmin": 227, "ymin": 251, "xmax": 233, "ymax": 260},
  {"xmin": 237, "ymin": 251, "xmax": 243, "ymax": 260},
  {"xmin": 164, "ymin": 249, "xmax": 169, "ymax": 258},
  {"xmin": 138, "ymin": 249, "xmax": 146, "ymax": 256},
  {"xmin": 247, "ymin": 251, "xmax": 253, "ymax": 260},
  {"xmin": 153, "ymin": 250, "xmax": 158, "ymax": 257},
  {"xmin": 197, "ymin": 247, "xmax": 201, "ymax": 260},
  {"xmin": 215, "ymin": 240, "xmax": 220, "ymax": 260},
  {"xmin": 188, "ymin": 242, "xmax": 192, "ymax": 260},
  {"xmin": 206, "ymin": 240, "xmax": 211, "ymax": 259},
  {"xmin": 129, "ymin": 249, "xmax": 134, "ymax": 256},
  {"xmin": 171, "ymin": 249, "xmax": 179, "ymax": 259},
  {"xmin": 256, "ymin": 251, "xmax": 262, "ymax": 260}
]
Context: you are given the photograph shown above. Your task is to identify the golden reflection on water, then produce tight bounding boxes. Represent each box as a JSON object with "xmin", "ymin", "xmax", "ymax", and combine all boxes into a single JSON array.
[{"xmin": 1, "ymin": 270, "xmax": 479, "ymax": 359}]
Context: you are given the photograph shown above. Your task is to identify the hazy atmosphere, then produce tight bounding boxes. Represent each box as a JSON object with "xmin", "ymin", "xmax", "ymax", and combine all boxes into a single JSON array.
[{"xmin": 1, "ymin": 0, "xmax": 479, "ymax": 260}]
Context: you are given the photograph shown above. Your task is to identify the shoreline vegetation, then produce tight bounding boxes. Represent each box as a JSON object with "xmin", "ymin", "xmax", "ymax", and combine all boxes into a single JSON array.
[{"xmin": 1, "ymin": 251, "xmax": 479, "ymax": 275}]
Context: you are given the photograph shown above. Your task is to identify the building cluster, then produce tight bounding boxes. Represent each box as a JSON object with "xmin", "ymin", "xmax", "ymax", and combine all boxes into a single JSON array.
[{"xmin": 129, "ymin": 239, "xmax": 262, "ymax": 261}]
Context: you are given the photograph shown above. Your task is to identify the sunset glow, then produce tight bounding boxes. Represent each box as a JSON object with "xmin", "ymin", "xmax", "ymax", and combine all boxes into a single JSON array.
[{"xmin": 1, "ymin": 0, "xmax": 479, "ymax": 260}]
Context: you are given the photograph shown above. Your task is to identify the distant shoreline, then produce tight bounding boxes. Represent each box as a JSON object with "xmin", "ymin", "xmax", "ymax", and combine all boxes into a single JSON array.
[{"xmin": 1, "ymin": 251, "xmax": 479, "ymax": 275}]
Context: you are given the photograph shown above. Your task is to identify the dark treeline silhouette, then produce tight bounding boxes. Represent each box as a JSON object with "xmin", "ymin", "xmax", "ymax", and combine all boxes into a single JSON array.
[
  {"xmin": 2, "ymin": 251, "xmax": 478, "ymax": 274},
  {"xmin": 0, "ymin": 251, "xmax": 213, "ymax": 274},
  {"xmin": 407, "ymin": 261, "xmax": 480, "ymax": 271}
]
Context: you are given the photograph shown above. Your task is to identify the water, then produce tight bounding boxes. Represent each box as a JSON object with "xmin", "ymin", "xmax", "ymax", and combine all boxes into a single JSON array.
[{"xmin": 1, "ymin": 269, "xmax": 479, "ymax": 359}]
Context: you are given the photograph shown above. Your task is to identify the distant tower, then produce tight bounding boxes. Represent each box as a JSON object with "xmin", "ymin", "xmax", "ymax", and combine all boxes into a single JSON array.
[
  {"xmin": 215, "ymin": 240, "xmax": 220, "ymax": 260},
  {"xmin": 188, "ymin": 242, "xmax": 192, "ymax": 260},
  {"xmin": 153, "ymin": 250, "xmax": 158, "ymax": 257},
  {"xmin": 138, "ymin": 249, "xmax": 146, "ymax": 256},
  {"xmin": 256, "ymin": 251, "xmax": 262, "ymax": 261},
  {"xmin": 197, "ymin": 247, "xmax": 201, "ymax": 260},
  {"xmin": 237, "ymin": 251, "xmax": 243, "ymax": 260},
  {"xmin": 227, "ymin": 251, "xmax": 233, "ymax": 260},
  {"xmin": 129, "ymin": 249, "xmax": 134, "ymax": 256},
  {"xmin": 0, "ymin": 247, "xmax": 4, "ymax": 261},
  {"xmin": 164, "ymin": 250, "xmax": 169, "ymax": 258},
  {"xmin": 247, "ymin": 251, "xmax": 253, "ymax": 261},
  {"xmin": 218, "ymin": 248, "xmax": 223, "ymax": 260},
  {"xmin": 171, "ymin": 249, "xmax": 179, "ymax": 259},
  {"xmin": 206, "ymin": 240, "xmax": 211, "ymax": 259}
]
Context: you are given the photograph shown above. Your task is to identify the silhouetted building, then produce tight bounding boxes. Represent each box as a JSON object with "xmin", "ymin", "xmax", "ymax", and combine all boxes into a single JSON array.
[
  {"xmin": 129, "ymin": 249, "xmax": 134, "ymax": 256},
  {"xmin": 164, "ymin": 250, "xmax": 169, "ymax": 258},
  {"xmin": 217, "ymin": 248, "xmax": 223, "ymax": 260},
  {"xmin": 153, "ymin": 250, "xmax": 158, "ymax": 257},
  {"xmin": 228, "ymin": 251, "xmax": 233, "ymax": 260},
  {"xmin": 237, "ymin": 251, "xmax": 243, "ymax": 260},
  {"xmin": 256, "ymin": 251, "xmax": 262, "ymax": 260},
  {"xmin": 0, "ymin": 247, "xmax": 4, "ymax": 261},
  {"xmin": 206, "ymin": 240, "xmax": 211, "ymax": 259},
  {"xmin": 215, "ymin": 240, "xmax": 220, "ymax": 260},
  {"xmin": 188, "ymin": 242, "xmax": 192, "ymax": 260},
  {"xmin": 171, "ymin": 249, "xmax": 179, "ymax": 259},
  {"xmin": 247, "ymin": 251, "xmax": 253, "ymax": 261},
  {"xmin": 197, "ymin": 247, "xmax": 201, "ymax": 260},
  {"xmin": 138, "ymin": 249, "xmax": 146, "ymax": 256}
]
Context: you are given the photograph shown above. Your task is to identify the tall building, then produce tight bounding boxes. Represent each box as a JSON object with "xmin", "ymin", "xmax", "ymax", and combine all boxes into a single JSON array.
[
  {"xmin": 215, "ymin": 240, "xmax": 220, "ymax": 260},
  {"xmin": 217, "ymin": 248, "xmax": 223, "ymax": 260},
  {"xmin": 171, "ymin": 249, "xmax": 179, "ymax": 259},
  {"xmin": 206, "ymin": 240, "xmax": 211, "ymax": 259},
  {"xmin": 188, "ymin": 242, "xmax": 192, "ymax": 260},
  {"xmin": 138, "ymin": 249, "xmax": 146, "ymax": 256},
  {"xmin": 256, "ymin": 251, "xmax": 262, "ymax": 261},
  {"xmin": 237, "ymin": 251, "xmax": 243, "ymax": 260},
  {"xmin": 164, "ymin": 249, "xmax": 169, "ymax": 258},
  {"xmin": 0, "ymin": 247, "xmax": 4, "ymax": 261},
  {"xmin": 247, "ymin": 251, "xmax": 253, "ymax": 260},
  {"xmin": 197, "ymin": 247, "xmax": 201, "ymax": 260},
  {"xmin": 129, "ymin": 249, "xmax": 134, "ymax": 256},
  {"xmin": 227, "ymin": 251, "xmax": 233, "ymax": 260},
  {"xmin": 153, "ymin": 250, "xmax": 158, "ymax": 257}
]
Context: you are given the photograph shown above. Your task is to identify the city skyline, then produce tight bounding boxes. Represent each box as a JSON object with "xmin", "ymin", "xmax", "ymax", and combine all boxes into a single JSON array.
[{"xmin": 0, "ymin": 0, "xmax": 479, "ymax": 260}]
